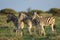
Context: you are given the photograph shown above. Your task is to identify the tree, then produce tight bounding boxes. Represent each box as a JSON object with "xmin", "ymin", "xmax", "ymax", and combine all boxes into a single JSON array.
[
  {"xmin": 49, "ymin": 8, "xmax": 60, "ymax": 16},
  {"xmin": 27, "ymin": 8, "xmax": 31, "ymax": 13},
  {"xmin": 0, "ymin": 8, "xmax": 18, "ymax": 14}
]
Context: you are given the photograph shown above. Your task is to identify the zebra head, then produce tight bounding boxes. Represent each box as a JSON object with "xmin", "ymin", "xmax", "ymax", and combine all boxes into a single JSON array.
[
  {"xmin": 7, "ymin": 13, "xmax": 18, "ymax": 32},
  {"xmin": 7, "ymin": 14, "xmax": 17, "ymax": 23},
  {"xmin": 32, "ymin": 12, "xmax": 40, "ymax": 20},
  {"xmin": 7, "ymin": 14, "xmax": 13, "ymax": 23},
  {"xmin": 19, "ymin": 12, "xmax": 27, "ymax": 21}
]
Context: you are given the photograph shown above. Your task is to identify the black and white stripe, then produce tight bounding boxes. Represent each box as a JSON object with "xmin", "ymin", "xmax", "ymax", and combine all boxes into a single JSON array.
[{"xmin": 32, "ymin": 12, "xmax": 56, "ymax": 36}]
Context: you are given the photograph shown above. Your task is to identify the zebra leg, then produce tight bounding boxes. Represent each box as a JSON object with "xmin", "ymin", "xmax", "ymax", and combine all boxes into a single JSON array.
[
  {"xmin": 28, "ymin": 21, "xmax": 32, "ymax": 35},
  {"xmin": 51, "ymin": 24, "xmax": 55, "ymax": 32},
  {"xmin": 20, "ymin": 22, "xmax": 24, "ymax": 30},
  {"xmin": 13, "ymin": 26, "xmax": 18, "ymax": 32},
  {"xmin": 40, "ymin": 25, "xmax": 45, "ymax": 36},
  {"xmin": 13, "ymin": 21, "xmax": 19, "ymax": 32},
  {"xmin": 33, "ymin": 26, "xmax": 37, "ymax": 33},
  {"xmin": 19, "ymin": 22, "xmax": 24, "ymax": 36}
]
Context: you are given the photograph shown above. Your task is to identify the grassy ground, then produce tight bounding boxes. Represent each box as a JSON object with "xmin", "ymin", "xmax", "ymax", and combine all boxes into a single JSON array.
[{"xmin": 0, "ymin": 14, "xmax": 60, "ymax": 40}]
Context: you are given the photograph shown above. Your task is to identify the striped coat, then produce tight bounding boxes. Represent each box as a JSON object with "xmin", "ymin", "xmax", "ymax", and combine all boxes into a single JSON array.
[
  {"xmin": 18, "ymin": 12, "xmax": 33, "ymax": 35},
  {"xmin": 32, "ymin": 12, "xmax": 56, "ymax": 36}
]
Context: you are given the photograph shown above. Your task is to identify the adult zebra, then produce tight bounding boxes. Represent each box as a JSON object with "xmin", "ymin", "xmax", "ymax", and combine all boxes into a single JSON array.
[
  {"xmin": 18, "ymin": 12, "xmax": 33, "ymax": 35},
  {"xmin": 32, "ymin": 12, "xmax": 56, "ymax": 36},
  {"xmin": 6, "ymin": 13, "xmax": 19, "ymax": 32}
]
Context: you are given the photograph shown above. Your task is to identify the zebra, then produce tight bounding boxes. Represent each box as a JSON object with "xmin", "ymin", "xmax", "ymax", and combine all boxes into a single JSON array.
[
  {"xmin": 18, "ymin": 12, "xmax": 33, "ymax": 35},
  {"xmin": 32, "ymin": 12, "xmax": 56, "ymax": 36},
  {"xmin": 6, "ymin": 12, "xmax": 35, "ymax": 36},
  {"xmin": 6, "ymin": 13, "xmax": 19, "ymax": 32}
]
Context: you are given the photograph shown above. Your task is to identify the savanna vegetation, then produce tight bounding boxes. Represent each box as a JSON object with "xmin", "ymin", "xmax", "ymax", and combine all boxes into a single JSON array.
[{"xmin": 0, "ymin": 8, "xmax": 60, "ymax": 40}]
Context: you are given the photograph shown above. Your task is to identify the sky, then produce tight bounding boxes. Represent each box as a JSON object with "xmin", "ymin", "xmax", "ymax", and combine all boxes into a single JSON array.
[{"xmin": 0, "ymin": 0, "xmax": 60, "ymax": 12}]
